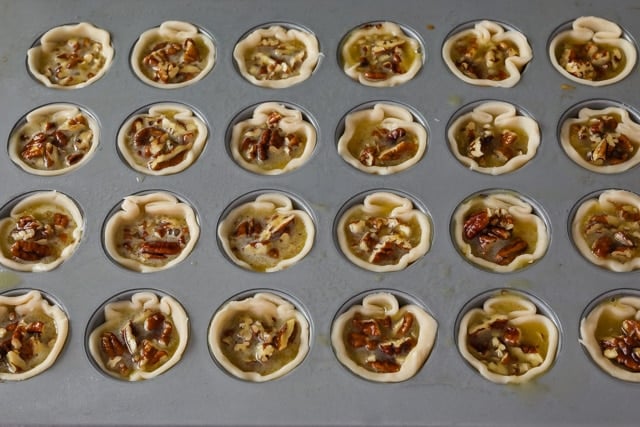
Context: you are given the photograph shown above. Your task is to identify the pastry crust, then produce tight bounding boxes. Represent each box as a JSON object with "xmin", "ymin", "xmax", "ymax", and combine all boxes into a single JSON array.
[
  {"xmin": 9, "ymin": 104, "xmax": 99, "ymax": 176},
  {"xmin": 341, "ymin": 22, "xmax": 422, "ymax": 87},
  {"xmin": 0, "ymin": 290, "xmax": 68, "ymax": 381},
  {"xmin": 336, "ymin": 192, "xmax": 431, "ymax": 272},
  {"xmin": 103, "ymin": 192, "xmax": 199, "ymax": 273},
  {"xmin": 117, "ymin": 103, "xmax": 208, "ymax": 175},
  {"xmin": 233, "ymin": 25, "xmax": 319, "ymax": 88},
  {"xmin": 560, "ymin": 106, "xmax": 640, "ymax": 173},
  {"xmin": 549, "ymin": 16, "xmax": 637, "ymax": 86},
  {"xmin": 88, "ymin": 292, "xmax": 189, "ymax": 381},
  {"xmin": 208, "ymin": 292, "xmax": 310, "ymax": 382},
  {"xmin": 337, "ymin": 103, "xmax": 427, "ymax": 175},
  {"xmin": 0, "ymin": 191, "xmax": 83, "ymax": 272},
  {"xmin": 452, "ymin": 192, "xmax": 548, "ymax": 272},
  {"xmin": 331, "ymin": 292, "xmax": 437, "ymax": 382},
  {"xmin": 131, "ymin": 21, "xmax": 216, "ymax": 89},
  {"xmin": 458, "ymin": 291, "xmax": 558, "ymax": 384},
  {"xmin": 571, "ymin": 189, "xmax": 640, "ymax": 272},
  {"xmin": 442, "ymin": 20, "xmax": 532, "ymax": 88},
  {"xmin": 230, "ymin": 102, "xmax": 316, "ymax": 175},
  {"xmin": 218, "ymin": 193, "xmax": 314, "ymax": 272},
  {"xmin": 580, "ymin": 294, "xmax": 640, "ymax": 382},
  {"xmin": 447, "ymin": 101, "xmax": 540, "ymax": 175},
  {"xmin": 27, "ymin": 22, "xmax": 114, "ymax": 89}
]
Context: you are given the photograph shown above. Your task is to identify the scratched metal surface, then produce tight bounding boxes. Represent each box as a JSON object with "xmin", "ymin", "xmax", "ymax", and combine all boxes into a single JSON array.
[{"xmin": 0, "ymin": 0, "xmax": 638, "ymax": 425}]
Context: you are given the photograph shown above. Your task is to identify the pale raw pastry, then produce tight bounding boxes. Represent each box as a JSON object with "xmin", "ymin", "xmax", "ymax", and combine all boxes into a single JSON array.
[
  {"xmin": 88, "ymin": 292, "xmax": 188, "ymax": 381},
  {"xmin": 453, "ymin": 193, "xmax": 548, "ymax": 272},
  {"xmin": 336, "ymin": 192, "xmax": 431, "ymax": 272},
  {"xmin": 233, "ymin": 25, "xmax": 319, "ymax": 88},
  {"xmin": 0, "ymin": 191, "xmax": 83, "ymax": 272},
  {"xmin": 0, "ymin": 290, "xmax": 68, "ymax": 381},
  {"xmin": 580, "ymin": 294, "xmax": 640, "ymax": 381},
  {"xmin": 447, "ymin": 101, "xmax": 540, "ymax": 175},
  {"xmin": 217, "ymin": 193, "xmax": 314, "ymax": 272},
  {"xmin": 341, "ymin": 22, "xmax": 423, "ymax": 87},
  {"xmin": 27, "ymin": 22, "xmax": 114, "ymax": 89},
  {"xmin": 442, "ymin": 20, "xmax": 532, "ymax": 88},
  {"xmin": 458, "ymin": 291, "xmax": 558, "ymax": 384},
  {"xmin": 571, "ymin": 189, "xmax": 640, "ymax": 272},
  {"xmin": 230, "ymin": 102, "xmax": 316, "ymax": 174},
  {"xmin": 549, "ymin": 16, "xmax": 637, "ymax": 86},
  {"xmin": 331, "ymin": 292, "xmax": 437, "ymax": 382},
  {"xmin": 131, "ymin": 21, "xmax": 216, "ymax": 88},
  {"xmin": 208, "ymin": 292, "xmax": 310, "ymax": 382},
  {"xmin": 560, "ymin": 106, "xmax": 640, "ymax": 173},
  {"xmin": 9, "ymin": 104, "xmax": 99, "ymax": 176},
  {"xmin": 117, "ymin": 103, "xmax": 207, "ymax": 175},
  {"xmin": 103, "ymin": 192, "xmax": 199, "ymax": 273},
  {"xmin": 337, "ymin": 103, "xmax": 427, "ymax": 175}
]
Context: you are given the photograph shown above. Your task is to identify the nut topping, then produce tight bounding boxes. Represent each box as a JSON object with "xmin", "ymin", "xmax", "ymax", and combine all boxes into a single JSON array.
[
  {"xmin": 599, "ymin": 319, "xmax": 640, "ymax": 372},
  {"xmin": 455, "ymin": 120, "xmax": 528, "ymax": 168},
  {"xmin": 142, "ymin": 38, "xmax": 205, "ymax": 84},
  {"xmin": 462, "ymin": 208, "xmax": 528, "ymax": 265},
  {"xmin": 41, "ymin": 36, "xmax": 107, "ymax": 87},
  {"xmin": 558, "ymin": 41, "xmax": 624, "ymax": 82},
  {"xmin": 582, "ymin": 203, "xmax": 640, "ymax": 260},
  {"xmin": 568, "ymin": 114, "xmax": 637, "ymax": 166},
  {"xmin": 7, "ymin": 211, "xmax": 73, "ymax": 263}
]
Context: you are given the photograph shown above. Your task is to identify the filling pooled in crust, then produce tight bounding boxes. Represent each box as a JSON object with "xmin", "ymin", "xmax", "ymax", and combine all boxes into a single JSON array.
[
  {"xmin": 9, "ymin": 104, "xmax": 98, "ymax": 176},
  {"xmin": 89, "ymin": 292, "xmax": 188, "ymax": 381},
  {"xmin": 208, "ymin": 292, "xmax": 310, "ymax": 382},
  {"xmin": 448, "ymin": 101, "xmax": 540, "ymax": 175},
  {"xmin": 230, "ymin": 103, "xmax": 316, "ymax": 175},
  {"xmin": 218, "ymin": 193, "xmax": 314, "ymax": 272},
  {"xmin": 336, "ymin": 192, "xmax": 431, "ymax": 272},
  {"xmin": 331, "ymin": 292, "xmax": 437, "ymax": 382},
  {"xmin": 131, "ymin": 21, "xmax": 216, "ymax": 88},
  {"xmin": 458, "ymin": 292, "xmax": 558, "ymax": 384},
  {"xmin": 337, "ymin": 103, "xmax": 427, "ymax": 175},
  {"xmin": 341, "ymin": 22, "xmax": 422, "ymax": 87},
  {"xmin": 27, "ymin": 22, "xmax": 114, "ymax": 89},
  {"xmin": 103, "ymin": 192, "xmax": 199, "ymax": 273},
  {"xmin": 0, "ymin": 290, "xmax": 68, "ymax": 381},
  {"xmin": 118, "ymin": 104, "xmax": 207, "ymax": 175},
  {"xmin": 453, "ymin": 193, "xmax": 548, "ymax": 272},
  {"xmin": 442, "ymin": 20, "xmax": 532, "ymax": 87},
  {"xmin": 233, "ymin": 25, "xmax": 319, "ymax": 88}
]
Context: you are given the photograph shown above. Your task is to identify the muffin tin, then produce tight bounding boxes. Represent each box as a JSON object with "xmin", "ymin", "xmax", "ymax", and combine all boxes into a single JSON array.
[{"xmin": 2, "ymin": 0, "xmax": 639, "ymax": 425}]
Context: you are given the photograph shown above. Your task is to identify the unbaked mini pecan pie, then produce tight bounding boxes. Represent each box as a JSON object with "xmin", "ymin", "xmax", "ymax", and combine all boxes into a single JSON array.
[
  {"xmin": 331, "ymin": 292, "xmax": 437, "ymax": 382},
  {"xmin": 0, "ymin": 290, "xmax": 68, "ymax": 381},
  {"xmin": 103, "ymin": 192, "xmax": 199, "ymax": 273},
  {"xmin": 27, "ymin": 22, "xmax": 114, "ymax": 89},
  {"xmin": 0, "ymin": 191, "xmax": 83, "ymax": 272},
  {"xmin": 208, "ymin": 292, "xmax": 310, "ymax": 382},
  {"xmin": 88, "ymin": 291, "xmax": 188, "ymax": 381}
]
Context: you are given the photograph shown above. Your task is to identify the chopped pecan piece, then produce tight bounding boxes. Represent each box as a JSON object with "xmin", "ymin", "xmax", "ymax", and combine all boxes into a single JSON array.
[
  {"xmin": 101, "ymin": 332, "xmax": 127, "ymax": 359},
  {"xmin": 599, "ymin": 319, "xmax": 640, "ymax": 372},
  {"xmin": 10, "ymin": 240, "xmax": 51, "ymax": 261},
  {"xmin": 367, "ymin": 359, "xmax": 401, "ymax": 373},
  {"xmin": 139, "ymin": 241, "xmax": 182, "ymax": 257},
  {"xmin": 495, "ymin": 238, "xmax": 528, "ymax": 265},
  {"xmin": 463, "ymin": 210, "xmax": 490, "ymax": 239}
]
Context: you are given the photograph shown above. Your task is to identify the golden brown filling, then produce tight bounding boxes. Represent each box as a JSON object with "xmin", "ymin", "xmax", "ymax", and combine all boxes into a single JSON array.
[
  {"xmin": 451, "ymin": 35, "xmax": 519, "ymax": 81},
  {"xmin": 5, "ymin": 211, "xmax": 76, "ymax": 264},
  {"xmin": 556, "ymin": 40, "xmax": 625, "ymax": 81},
  {"xmin": 229, "ymin": 212, "xmax": 307, "ymax": 271},
  {"xmin": 239, "ymin": 111, "xmax": 307, "ymax": 170},
  {"xmin": 344, "ymin": 312, "xmax": 417, "ymax": 374},
  {"xmin": 99, "ymin": 310, "xmax": 177, "ymax": 377},
  {"xmin": 18, "ymin": 113, "xmax": 93, "ymax": 171},
  {"xmin": 220, "ymin": 313, "xmax": 299, "ymax": 376},
  {"xmin": 344, "ymin": 215, "xmax": 420, "ymax": 266},
  {"xmin": 455, "ymin": 120, "xmax": 528, "ymax": 167},
  {"xmin": 462, "ymin": 208, "xmax": 530, "ymax": 265},
  {"xmin": 40, "ymin": 37, "xmax": 106, "ymax": 86},
  {"xmin": 345, "ymin": 24, "xmax": 420, "ymax": 82},
  {"xmin": 598, "ymin": 318, "xmax": 640, "ymax": 372},
  {"xmin": 115, "ymin": 215, "xmax": 191, "ymax": 267},
  {"xmin": 141, "ymin": 38, "xmax": 207, "ymax": 84},
  {"xmin": 244, "ymin": 37, "xmax": 308, "ymax": 81},
  {"xmin": 580, "ymin": 203, "xmax": 640, "ymax": 261},
  {"xmin": 349, "ymin": 125, "xmax": 419, "ymax": 168},
  {"xmin": 568, "ymin": 114, "xmax": 637, "ymax": 166},
  {"xmin": 124, "ymin": 113, "xmax": 199, "ymax": 171},
  {"xmin": 467, "ymin": 316, "xmax": 544, "ymax": 376},
  {"xmin": 0, "ymin": 309, "xmax": 58, "ymax": 374}
]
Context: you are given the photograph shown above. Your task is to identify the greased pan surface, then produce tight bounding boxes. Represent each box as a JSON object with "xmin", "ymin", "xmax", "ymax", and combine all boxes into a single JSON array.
[{"xmin": 0, "ymin": 0, "xmax": 638, "ymax": 425}]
